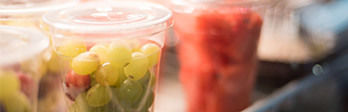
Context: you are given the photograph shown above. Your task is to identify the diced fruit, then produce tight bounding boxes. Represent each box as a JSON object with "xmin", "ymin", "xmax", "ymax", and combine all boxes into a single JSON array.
[
  {"xmin": 71, "ymin": 52, "xmax": 100, "ymax": 75},
  {"xmin": 124, "ymin": 52, "xmax": 149, "ymax": 80},
  {"xmin": 65, "ymin": 71, "xmax": 91, "ymax": 100},
  {"xmin": 86, "ymin": 84, "xmax": 111, "ymax": 107},
  {"xmin": 140, "ymin": 43, "xmax": 161, "ymax": 67},
  {"xmin": 89, "ymin": 44, "xmax": 108, "ymax": 64},
  {"xmin": 57, "ymin": 40, "xmax": 87, "ymax": 57},
  {"xmin": 106, "ymin": 42, "xmax": 132, "ymax": 68},
  {"xmin": 2, "ymin": 92, "xmax": 31, "ymax": 112},
  {"xmin": 0, "ymin": 71, "xmax": 20, "ymax": 99},
  {"xmin": 95, "ymin": 63, "xmax": 119, "ymax": 86},
  {"xmin": 18, "ymin": 73, "xmax": 35, "ymax": 98},
  {"xmin": 175, "ymin": 9, "xmax": 263, "ymax": 112},
  {"xmin": 116, "ymin": 79, "xmax": 144, "ymax": 109}
]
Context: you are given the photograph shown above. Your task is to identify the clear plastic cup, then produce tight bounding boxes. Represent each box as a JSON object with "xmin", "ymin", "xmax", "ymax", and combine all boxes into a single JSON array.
[
  {"xmin": 42, "ymin": 1, "xmax": 172, "ymax": 112},
  {"xmin": 170, "ymin": 0, "xmax": 269, "ymax": 112},
  {"xmin": 0, "ymin": 1, "xmax": 78, "ymax": 111},
  {"xmin": 0, "ymin": 0, "xmax": 78, "ymax": 28},
  {"xmin": 0, "ymin": 25, "xmax": 49, "ymax": 112}
]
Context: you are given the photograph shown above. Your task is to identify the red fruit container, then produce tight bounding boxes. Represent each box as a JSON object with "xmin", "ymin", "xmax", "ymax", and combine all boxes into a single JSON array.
[
  {"xmin": 170, "ymin": 0, "xmax": 269, "ymax": 112},
  {"xmin": 0, "ymin": 26, "xmax": 49, "ymax": 112},
  {"xmin": 42, "ymin": 1, "xmax": 172, "ymax": 112}
]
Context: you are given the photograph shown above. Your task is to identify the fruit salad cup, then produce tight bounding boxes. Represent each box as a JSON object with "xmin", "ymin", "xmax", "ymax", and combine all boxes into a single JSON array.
[
  {"xmin": 0, "ymin": 1, "xmax": 79, "ymax": 111},
  {"xmin": 0, "ymin": 26, "xmax": 49, "ymax": 112},
  {"xmin": 170, "ymin": 0, "xmax": 268, "ymax": 112},
  {"xmin": 42, "ymin": 1, "xmax": 172, "ymax": 112}
]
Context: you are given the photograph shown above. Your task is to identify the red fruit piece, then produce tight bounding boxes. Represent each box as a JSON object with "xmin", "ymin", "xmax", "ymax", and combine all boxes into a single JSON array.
[
  {"xmin": 17, "ymin": 72, "xmax": 35, "ymax": 99},
  {"xmin": 64, "ymin": 70, "xmax": 90, "ymax": 100}
]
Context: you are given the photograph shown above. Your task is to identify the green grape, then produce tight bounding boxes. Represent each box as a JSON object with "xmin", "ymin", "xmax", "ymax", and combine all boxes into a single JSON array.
[
  {"xmin": 124, "ymin": 52, "xmax": 149, "ymax": 80},
  {"xmin": 57, "ymin": 40, "xmax": 87, "ymax": 57},
  {"xmin": 114, "ymin": 68, "xmax": 127, "ymax": 87},
  {"xmin": 2, "ymin": 92, "xmax": 31, "ymax": 112},
  {"xmin": 140, "ymin": 43, "xmax": 161, "ymax": 67},
  {"xmin": 116, "ymin": 79, "xmax": 144, "ymax": 109},
  {"xmin": 71, "ymin": 52, "xmax": 100, "ymax": 75},
  {"xmin": 48, "ymin": 51, "xmax": 68, "ymax": 73},
  {"xmin": 106, "ymin": 42, "xmax": 132, "ymax": 68},
  {"xmin": 90, "ymin": 44, "xmax": 108, "ymax": 64},
  {"xmin": 139, "ymin": 71, "xmax": 156, "ymax": 90},
  {"xmin": 68, "ymin": 93, "xmax": 91, "ymax": 112},
  {"xmin": 91, "ymin": 102, "xmax": 116, "ymax": 112},
  {"xmin": 95, "ymin": 63, "xmax": 120, "ymax": 86},
  {"xmin": 69, "ymin": 93, "xmax": 117, "ymax": 112},
  {"xmin": 0, "ymin": 71, "xmax": 20, "ymax": 99},
  {"xmin": 86, "ymin": 84, "xmax": 111, "ymax": 107}
]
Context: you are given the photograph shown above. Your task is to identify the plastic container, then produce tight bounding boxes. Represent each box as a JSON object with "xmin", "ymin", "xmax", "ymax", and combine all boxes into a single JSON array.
[
  {"xmin": 170, "ymin": 0, "xmax": 269, "ymax": 112},
  {"xmin": 0, "ymin": 1, "xmax": 79, "ymax": 112},
  {"xmin": 0, "ymin": 26, "xmax": 49, "ymax": 112},
  {"xmin": 0, "ymin": 0, "xmax": 77, "ymax": 28},
  {"xmin": 42, "ymin": 1, "xmax": 172, "ymax": 112}
]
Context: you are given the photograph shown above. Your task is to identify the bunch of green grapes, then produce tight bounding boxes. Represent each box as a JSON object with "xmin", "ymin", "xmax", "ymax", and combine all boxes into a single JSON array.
[{"xmin": 59, "ymin": 40, "xmax": 161, "ymax": 112}]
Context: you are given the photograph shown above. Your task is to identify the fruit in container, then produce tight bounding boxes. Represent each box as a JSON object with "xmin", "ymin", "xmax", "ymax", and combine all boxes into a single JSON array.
[
  {"xmin": 140, "ymin": 43, "xmax": 161, "ymax": 67},
  {"xmin": 18, "ymin": 72, "xmax": 35, "ymax": 98},
  {"xmin": 124, "ymin": 52, "xmax": 149, "ymax": 80},
  {"xmin": 115, "ymin": 79, "xmax": 145, "ymax": 110},
  {"xmin": 95, "ymin": 62, "xmax": 120, "ymax": 86},
  {"xmin": 106, "ymin": 42, "xmax": 132, "ymax": 68},
  {"xmin": 65, "ymin": 70, "xmax": 91, "ymax": 100},
  {"xmin": 86, "ymin": 84, "xmax": 111, "ymax": 107},
  {"xmin": 89, "ymin": 44, "xmax": 108, "ymax": 64},
  {"xmin": 57, "ymin": 40, "xmax": 87, "ymax": 58},
  {"xmin": 0, "ymin": 71, "xmax": 20, "ymax": 99},
  {"xmin": 71, "ymin": 52, "xmax": 100, "ymax": 75}
]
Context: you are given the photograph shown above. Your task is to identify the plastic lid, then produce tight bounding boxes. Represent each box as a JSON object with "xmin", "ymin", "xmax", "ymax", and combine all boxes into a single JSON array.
[
  {"xmin": 170, "ymin": 0, "xmax": 272, "ymax": 13},
  {"xmin": 43, "ymin": 1, "xmax": 172, "ymax": 37},
  {"xmin": 0, "ymin": 26, "xmax": 49, "ymax": 66},
  {"xmin": 171, "ymin": 0, "xmax": 271, "ymax": 5},
  {"xmin": 0, "ymin": 0, "xmax": 78, "ymax": 16}
]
